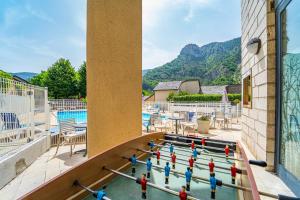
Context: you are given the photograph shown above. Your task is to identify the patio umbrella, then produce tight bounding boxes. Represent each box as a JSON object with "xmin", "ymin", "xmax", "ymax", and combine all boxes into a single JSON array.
[{"xmin": 222, "ymin": 89, "xmax": 229, "ymax": 103}]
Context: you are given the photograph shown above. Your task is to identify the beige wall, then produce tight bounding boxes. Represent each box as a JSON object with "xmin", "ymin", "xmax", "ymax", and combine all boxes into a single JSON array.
[
  {"xmin": 241, "ymin": 0, "xmax": 276, "ymax": 170},
  {"xmin": 87, "ymin": 0, "xmax": 142, "ymax": 157},
  {"xmin": 144, "ymin": 94, "xmax": 155, "ymax": 102},
  {"xmin": 180, "ymin": 80, "xmax": 200, "ymax": 94},
  {"xmin": 154, "ymin": 90, "xmax": 178, "ymax": 102}
]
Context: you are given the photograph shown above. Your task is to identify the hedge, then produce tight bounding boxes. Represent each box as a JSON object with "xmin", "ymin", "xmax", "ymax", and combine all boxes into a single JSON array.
[{"xmin": 172, "ymin": 93, "xmax": 241, "ymax": 102}]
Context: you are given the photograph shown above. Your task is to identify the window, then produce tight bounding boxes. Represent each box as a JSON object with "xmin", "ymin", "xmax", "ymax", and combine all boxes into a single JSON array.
[{"xmin": 243, "ymin": 75, "xmax": 252, "ymax": 108}]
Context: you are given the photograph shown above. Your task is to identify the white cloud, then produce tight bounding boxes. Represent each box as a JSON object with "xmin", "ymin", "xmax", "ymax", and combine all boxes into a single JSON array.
[
  {"xmin": 143, "ymin": 40, "xmax": 178, "ymax": 69},
  {"xmin": 143, "ymin": 0, "xmax": 213, "ymax": 29},
  {"xmin": 25, "ymin": 4, "xmax": 55, "ymax": 24}
]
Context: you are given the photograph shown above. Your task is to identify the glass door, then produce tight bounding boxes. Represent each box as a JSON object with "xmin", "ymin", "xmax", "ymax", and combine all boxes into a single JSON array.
[{"xmin": 276, "ymin": 0, "xmax": 300, "ymax": 195}]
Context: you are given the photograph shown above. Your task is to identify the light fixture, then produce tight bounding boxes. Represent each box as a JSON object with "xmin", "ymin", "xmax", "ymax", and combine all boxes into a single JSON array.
[{"xmin": 247, "ymin": 38, "xmax": 261, "ymax": 54}]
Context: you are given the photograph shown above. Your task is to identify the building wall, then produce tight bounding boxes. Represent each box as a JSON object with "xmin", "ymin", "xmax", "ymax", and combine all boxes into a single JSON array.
[
  {"xmin": 154, "ymin": 90, "xmax": 178, "ymax": 102},
  {"xmin": 180, "ymin": 80, "xmax": 200, "ymax": 94},
  {"xmin": 241, "ymin": 0, "xmax": 276, "ymax": 170},
  {"xmin": 144, "ymin": 94, "xmax": 155, "ymax": 102},
  {"xmin": 87, "ymin": 0, "xmax": 142, "ymax": 156}
]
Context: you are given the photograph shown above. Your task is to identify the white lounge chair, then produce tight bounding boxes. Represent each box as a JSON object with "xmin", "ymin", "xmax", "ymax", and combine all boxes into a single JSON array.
[{"xmin": 54, "ymin": 119, "xmax": 86, "ymax": 157}]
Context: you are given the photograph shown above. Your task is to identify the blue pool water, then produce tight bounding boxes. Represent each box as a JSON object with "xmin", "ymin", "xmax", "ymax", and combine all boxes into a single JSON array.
[
  {"xmin": 57, "ymin": 110, "xmax": 87, "ymax": 124},
  {"xmin": 57, "ymin": 111, "xmax": 156, "ymax": 124}
]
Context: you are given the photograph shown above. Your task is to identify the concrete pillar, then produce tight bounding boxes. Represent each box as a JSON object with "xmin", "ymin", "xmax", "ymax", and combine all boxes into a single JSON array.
[{"xmin": 87, "ymin": 0, "xmax": 142, "ymax": 156}]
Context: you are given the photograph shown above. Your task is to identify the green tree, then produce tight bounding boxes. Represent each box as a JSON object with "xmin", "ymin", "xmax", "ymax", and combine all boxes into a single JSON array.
[
  {"xmin": 0, "ymin": 70, "xmax": 12, "ymax": 79},
  {"xmin": 30, "ymin": 71, "xmax": 47, "ymax": 86},
  {"xmin": 44, "ymin": 58, "xmax": 78, "ymax": 99},
  {"xmin": 77, "ymin": 62, "xmax": 86, "ymax": 98}
]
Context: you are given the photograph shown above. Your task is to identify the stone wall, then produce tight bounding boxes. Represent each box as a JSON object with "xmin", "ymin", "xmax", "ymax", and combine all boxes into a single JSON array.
[
  {"xmin": 241, "ymin": 0, "xmax": 276, "ymax": 171},
  {"xmin": 180, "ymin": 80, "xmax": 200, "ymax": 94}
]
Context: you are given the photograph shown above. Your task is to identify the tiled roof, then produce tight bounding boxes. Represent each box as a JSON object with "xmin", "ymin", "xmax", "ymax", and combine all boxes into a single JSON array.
[
  {"xmin": 153, "ymin": 81, "xmax": 182, "ymax": 91},
  {"xmin": 200, "ymin": 85, "xmax": 227, "ymax": 94}
]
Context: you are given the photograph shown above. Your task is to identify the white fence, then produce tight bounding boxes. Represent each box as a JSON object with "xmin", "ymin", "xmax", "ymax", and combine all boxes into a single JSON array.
[
  {"xmin": 0, "ymin": 77, "xmax": 49, "ymax": 157},
  {"xmin": 143, "ymin": 101, "xmax": 241, "ymax": 118},
  {"xmin": 49, "ymin": 99, "xmax": 86, "ymax": 111},
  {"xmin": 49, "ymin": 99, "xmax": 87, "ymax": 146}
]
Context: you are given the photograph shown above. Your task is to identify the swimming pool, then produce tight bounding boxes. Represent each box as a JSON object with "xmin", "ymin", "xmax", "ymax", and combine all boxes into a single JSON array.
[
  {"xmin": 57, "ymin": 111, "xmax": 162, "ymax": 124},
  {"xmin": 57, "ymin": 110, "xmax": 87, "ymax": 124}
]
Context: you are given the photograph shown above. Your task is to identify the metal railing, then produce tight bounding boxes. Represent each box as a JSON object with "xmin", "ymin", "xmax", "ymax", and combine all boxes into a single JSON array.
[
  {"xmin": 49, "ymin": 99, "xmax": 86, "ymax": 111},
  {"xmin": 0, "ymin": 77, "xmax": 49, "ymax": 157},
  {"xmin": 49, "ymin": 99, "xmax": 87, "ymax": 146},
  {"xmin": 143, "ymin": 101, "xmax": 241, "ymax": 118}
]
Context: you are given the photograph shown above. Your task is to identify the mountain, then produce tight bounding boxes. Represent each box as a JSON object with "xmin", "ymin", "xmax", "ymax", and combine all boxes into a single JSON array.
[
  {"xmin": 143, "ymin": 37, "xmax": 241, "ymax": 91},
  {"xmin": 11, "ymin": 72, "xmax": 37, "ymax": 80},
  {"xmin": 142, "ymin": 69, "xmax": 149, "ymax": 76}
]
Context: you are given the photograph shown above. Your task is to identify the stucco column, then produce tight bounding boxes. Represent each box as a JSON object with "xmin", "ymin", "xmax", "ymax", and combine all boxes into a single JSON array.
[{"xmin": 87, "ymin": 0, "xmax": 142, "ymax": 156}]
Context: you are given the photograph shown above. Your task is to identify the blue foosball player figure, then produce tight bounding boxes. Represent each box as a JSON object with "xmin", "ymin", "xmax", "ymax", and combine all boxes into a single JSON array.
[
  {"xmin": 129, "ymin": 154, "xmax": 137, "ymax": 176},
  {"xmin": 164, "ymin": 162, "xmax": 171, "ymax": 184},
  {"xmin": 146, "ymin": 158, "xmax": 152, "ymax": 179},
  {"xmin": 185, "ymin": 167, "xmax": 192, "ymax": 191},
  {"xmin": 149, "ymin": 140, "xmax": 155, "ymax": 152},
  {"xmin": 210, "ymin": 173, "xmax": 222, "ymax": 199},
  {"xmin": 193, "ymin": 147, "xmax": 198, "ymax": 161},
  {"xmin": 96, "ymin": 187, "xmax": 106, "ymax": 200},
  {"xmin": 169, "ymin": 143, "xmax": 174, "ymax": 155}
]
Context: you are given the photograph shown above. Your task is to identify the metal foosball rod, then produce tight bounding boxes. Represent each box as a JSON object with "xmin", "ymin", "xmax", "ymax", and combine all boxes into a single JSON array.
[
  {"xmin": 158, "ymin": 141, "xmax": 243, "ymax": 161},
  {"xmin": 123, "ymin": 156, "xmax": 281, "ymax": 199},
  {"xmin": 158, "ymin": 156, "xmax": 231, "ymax": 175},
  {"xmin": 103, "ymin": 167, "xmax": 200, "ymax": 200},
  {"xmin": 157, "ymin": 148, "xmax": 231, "ymax": 165},
  {"xmin": 73, "ymin": 180, "xmax": 111, "ymax": 200},
  {"xmin": 155, "ymin": 142, "xmax": 235, "ymax": 161},
  {"xmin": 138, "ymin": 149, "xmax": 233, "ymax": 173},
  {"xmin": 160, "ymin": 139, "xmax": 233, "ymax": 152},
  {"xmin": 166, "ymin": 135, "xmax": 235, "ymax": 147}
]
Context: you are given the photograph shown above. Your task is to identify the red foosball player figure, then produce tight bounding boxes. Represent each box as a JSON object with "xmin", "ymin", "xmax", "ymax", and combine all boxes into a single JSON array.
[
  {"xmin": 209, "ymin": 158, "xmax": 215, "ymax": 175},
  {"xmin": 156, "ymin": 149, "xmax": 161, "ymax": 165},
  {"xmin": 171, "ymin": 152, "xmax": 176, "ymax": 169},
  {"xmin": 191, "ymin": 140, "xmax": 195, "ymax": 150},
  {"xmin": 179, "ymin": 186, "xmax": 187, "ymax": 200},
  {"xmin": 231, "ymin": 163, "xmax": 237, "ymax": 184},
  {"xmin": 201, "ymin": 137, "xmax": 206, "ymax": 147},
  {"xmin": 224, "ymin": 145, "xmax": 230, "ymax": 160},
  {"xmin": 188, "ymin": 155, "xmax": 194, "ymax": 173},
  {"xmin": 136, "ymin": 174, "xmax": 147, "ymax": 199}
]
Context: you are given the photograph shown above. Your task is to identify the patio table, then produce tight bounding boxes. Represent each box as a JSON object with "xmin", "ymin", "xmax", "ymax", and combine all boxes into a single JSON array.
[{"xmin": 168, "ymin": 117, "xmax": 184, "ymax": 134}]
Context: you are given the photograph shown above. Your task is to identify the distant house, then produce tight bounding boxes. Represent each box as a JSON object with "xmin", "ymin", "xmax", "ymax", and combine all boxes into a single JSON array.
[
  {"xmin": 152, "ymin": 80, "xmax": 200, "ymax": 102},
  {"xmin": 143, "ymin": 94, "xmax": 154, "ymax": 102},
  {"xmin": 12, "ymin": 75, "xmax": 29, "ymax": 84},
  {"xmin": 200, "ymin": 84, "xmax": 241, "ymax": 94}
]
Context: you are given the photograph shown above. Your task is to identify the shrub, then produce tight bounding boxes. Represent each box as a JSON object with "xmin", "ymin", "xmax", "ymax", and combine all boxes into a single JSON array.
[
  {"xmin": 198, "ymin": 116, "xmax": 210, "ymax": 121},
  {"xmin": 172, "ymin": 94, "xmax": 222, "ymax": 102},
  {"xmin": 227, "ymin": 94, "xmax": 242, "ymax": 102},
  {"xmin": 172, "ymin": 93, "xmax": 241, "ymax": 102}
]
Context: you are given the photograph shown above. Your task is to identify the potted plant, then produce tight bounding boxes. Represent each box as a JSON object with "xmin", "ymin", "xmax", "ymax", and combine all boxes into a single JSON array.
[{"xmin": 197, "ymin": 115, "xmax": 210, "ymax": 134}]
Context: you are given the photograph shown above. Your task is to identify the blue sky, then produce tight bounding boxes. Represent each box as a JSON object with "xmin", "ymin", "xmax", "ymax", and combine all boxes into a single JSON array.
[
  {"xmin": 0, "ymin": 0, "xmax": 86, "ymax": 73},
  {"xmin": 143, "ymin": 0, "xmax": 241, "ymax": 69},
  {"xmin": 0, "ymin": 0, "xmax": 241, "ymax": 73}
]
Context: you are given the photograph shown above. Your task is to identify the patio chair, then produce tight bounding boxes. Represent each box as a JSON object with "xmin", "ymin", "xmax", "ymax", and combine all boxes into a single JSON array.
[
  {"xmin": 214, "ymin": 111, "xmax": 225, "ymax": 128},
  {"xmin": 0, "ymin": 112, "xmax": 28, "ymax": 145},
  {"xmin": 181, "ymin": 112, "xmax": 197, "ymax": 135},
  {"xmin": 54, "ymin": 119, "xmax": 86, "ymax": 157},
  {"xmin": 153, "ymin": 117, "xmax": 170, "ymax": 133},
  {"xmin": 0, "ymin": 112, "xmax": 21, "ymax": 130}
]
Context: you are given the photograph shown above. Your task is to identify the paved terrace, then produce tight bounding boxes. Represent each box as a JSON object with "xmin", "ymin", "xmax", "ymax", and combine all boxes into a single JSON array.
[{"xmin": 0, "ymin": 124, "xmax": 295, "ymax": 199}]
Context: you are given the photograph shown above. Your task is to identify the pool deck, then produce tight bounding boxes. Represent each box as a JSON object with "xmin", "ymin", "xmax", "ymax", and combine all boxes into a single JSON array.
[
  {"xmin": 0, "ymin": 123, "xmax": 296, "ymax": 199},
  {"xmin": 0, "ymin": 144, "xmax": 87, "ymax": 200}
]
